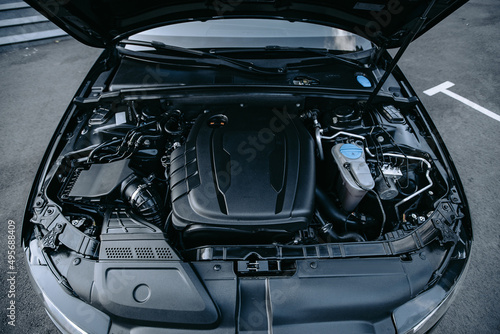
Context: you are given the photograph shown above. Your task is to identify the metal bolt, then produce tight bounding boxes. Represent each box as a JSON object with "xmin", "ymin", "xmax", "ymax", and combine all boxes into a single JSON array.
[
  {"xmin": 310, "ymin": 262, "xmax": 317, "ymax": 269},
  {"xmin": 377, "ymin": 136, "xmax": 385, "ymax": 143},
  {"xmin": 419, "ymin": 252, "xmax": 426, "ymax": 260},
  {"xmin": 442, "ymin": 204, "xmax": 449, "ymax": 211},
  {"xmin": 47, "ymin": 208, "xmax": 54, "ymax": 215},
  {"xmin": 213, "ymin": 264, "xmax": 221, "ymax": 271},
  {"xmin": 73, "ymin": 258, "xmax": 81, "ymax": 266}
]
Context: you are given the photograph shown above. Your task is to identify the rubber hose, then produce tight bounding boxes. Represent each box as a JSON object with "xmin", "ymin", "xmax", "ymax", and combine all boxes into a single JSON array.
[
  {"xmin": 315, "ymin": 187, "xmax": 351, "ymax": 224},
  {"xmin": 315, "ymin": 210, "xmax": 365, "ymax": 242}
]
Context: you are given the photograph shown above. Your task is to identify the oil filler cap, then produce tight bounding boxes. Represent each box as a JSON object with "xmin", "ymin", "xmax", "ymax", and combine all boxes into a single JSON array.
[{"xmin": 340, "ymin": 144, "xmax": 363, "ymax": 159}]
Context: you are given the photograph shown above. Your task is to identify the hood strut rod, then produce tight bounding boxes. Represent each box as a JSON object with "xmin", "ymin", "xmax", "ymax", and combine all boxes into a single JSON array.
[{"xmin": 367, "ymin": 0, "xmax": 436, "ymax": 105}]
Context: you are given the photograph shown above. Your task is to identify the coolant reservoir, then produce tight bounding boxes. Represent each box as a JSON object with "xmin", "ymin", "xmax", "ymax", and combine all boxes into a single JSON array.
[{"xmin": 332, "ymin": 143, "xmax": 375, "ymax": 212}]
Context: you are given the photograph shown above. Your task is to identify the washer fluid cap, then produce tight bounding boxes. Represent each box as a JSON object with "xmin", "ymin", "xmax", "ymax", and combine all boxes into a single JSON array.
[
  {"xmin": 356, "ymin": 75, "xmax": 371, "ymax": 88},
  {"xmin": 340, "ymin": 144, "xmax": 363, "ymax": 159}
]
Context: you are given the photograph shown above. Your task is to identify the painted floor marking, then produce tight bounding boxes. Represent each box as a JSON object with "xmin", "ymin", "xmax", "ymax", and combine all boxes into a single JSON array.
[{"xmin": 424, "ymin": 81, "xmax": 500, "ymax": 123}]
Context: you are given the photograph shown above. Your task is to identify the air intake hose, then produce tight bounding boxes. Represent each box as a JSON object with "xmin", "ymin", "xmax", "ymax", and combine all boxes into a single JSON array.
[
  {"xmin": 121, "ymin": 174, "xmax": 164, "ymax": 226},
  {"xmin": 315, "ymin": 187, "xmax": 375, "ymax": 231}
]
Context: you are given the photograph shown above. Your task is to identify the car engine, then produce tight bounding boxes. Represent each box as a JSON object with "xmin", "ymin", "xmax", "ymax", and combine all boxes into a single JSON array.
[
  {"xmin": 32, "ymin": 93, "xmax": 457, "ymax": 261},
  {"xmin": 169, "ymin": 108, "xmax": 315, "ymax": 246}
]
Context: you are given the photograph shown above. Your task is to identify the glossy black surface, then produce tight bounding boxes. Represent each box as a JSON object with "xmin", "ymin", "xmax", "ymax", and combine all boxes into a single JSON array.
[{"xmin": 25, "ymin": 0, "xmax": 468, "ymax": 48}]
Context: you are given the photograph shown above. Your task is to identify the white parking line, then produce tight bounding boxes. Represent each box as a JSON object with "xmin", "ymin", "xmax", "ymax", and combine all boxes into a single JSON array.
[{"xmin": 424, "ymin": 81, "xmax": 500, "ymax": 123}]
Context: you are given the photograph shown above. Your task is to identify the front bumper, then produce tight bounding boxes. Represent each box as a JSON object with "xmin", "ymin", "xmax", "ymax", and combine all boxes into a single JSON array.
[
  {"xmin": 24, "ymin": 240, "xmax": 111, "ymax": 334},
  {"xmin": 25, "ymin": 235, "xmax": 471, "ymax": 334},
  {"xmin": 393, "ymin": 244, "xmax": 471, "ymax": 334}
]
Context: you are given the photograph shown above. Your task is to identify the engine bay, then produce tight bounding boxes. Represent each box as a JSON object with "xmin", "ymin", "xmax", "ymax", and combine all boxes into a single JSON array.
[{"xmin": 30, "ymin": 92, "xmax": 461, "ymax": 264}]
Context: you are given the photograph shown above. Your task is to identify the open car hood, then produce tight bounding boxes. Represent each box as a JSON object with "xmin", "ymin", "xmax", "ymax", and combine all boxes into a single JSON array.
[{"xmin": 25, "ymin": 0, "xmax": 467, "ymax": 48}]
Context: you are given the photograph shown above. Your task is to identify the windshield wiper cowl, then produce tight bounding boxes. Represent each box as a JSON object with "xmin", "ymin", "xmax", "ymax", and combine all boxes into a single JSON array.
[{"xmin": 119, "ymin": 39, "xmax": 288, "ymax": 75}]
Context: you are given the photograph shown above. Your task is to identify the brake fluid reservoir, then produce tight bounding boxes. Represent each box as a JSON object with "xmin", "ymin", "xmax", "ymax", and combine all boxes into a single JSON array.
[{"xmin": 332, "ymin": 143, "xmax": 375, "ymax": 212}]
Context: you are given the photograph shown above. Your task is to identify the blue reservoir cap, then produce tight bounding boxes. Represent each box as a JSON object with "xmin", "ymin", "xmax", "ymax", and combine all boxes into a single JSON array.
[
  {"xmin": 356, "ymin": 75, "xmax": 371, "ymax": 88},
  {"xmin": 340, "ymin": 144, "xmax": 363, "ymax": 159}
]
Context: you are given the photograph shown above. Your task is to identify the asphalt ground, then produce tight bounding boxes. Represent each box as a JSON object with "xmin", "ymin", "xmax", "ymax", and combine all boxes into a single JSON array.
[{"xmin": 0, "ymin": 0, "xmax": 499, "ymax": 333}]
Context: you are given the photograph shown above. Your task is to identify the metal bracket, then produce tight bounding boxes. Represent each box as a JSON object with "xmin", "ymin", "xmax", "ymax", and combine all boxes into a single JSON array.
[
  {"xmin": 31, "ymin": 204, "xmax": 100, "ymax": 258},
  {"xmin": 41, "ymin": 222, "xmax": 65, "ymax": 250},
  {"xmin": 432, "ymin": 218, "xmax": 458, "ymax": 245},
  {"xmin": 237, "ymin": 260, "xmax": 270, "ymax": 273},
  {"xmin": 430, "ymin": 201, "xmax": 460, "ymax": 245}
]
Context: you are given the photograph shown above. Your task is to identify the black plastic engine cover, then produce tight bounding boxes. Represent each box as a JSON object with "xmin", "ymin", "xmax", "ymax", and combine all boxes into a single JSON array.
[{"xmin": 169, "ymin": 108, "xmax": 315, "ymax": 233}]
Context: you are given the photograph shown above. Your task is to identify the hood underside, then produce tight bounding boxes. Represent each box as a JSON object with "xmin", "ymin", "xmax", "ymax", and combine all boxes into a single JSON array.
[{"xmin": 25, "ymin": 0, "xmax": 467, "ymax": 48}]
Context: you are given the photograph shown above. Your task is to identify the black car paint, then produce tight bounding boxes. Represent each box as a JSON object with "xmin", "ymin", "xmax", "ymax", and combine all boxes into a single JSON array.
[
  {"xmin": 20, "ymin": 0, "xmax": 473, "ymax": 331},
  {"xmin": 24, "ymin": 0, "xmax": 468, "ymax": 48},
  {"xmin": 22, "ymin": 42, "xmax": 472, "ymax": 333}
]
